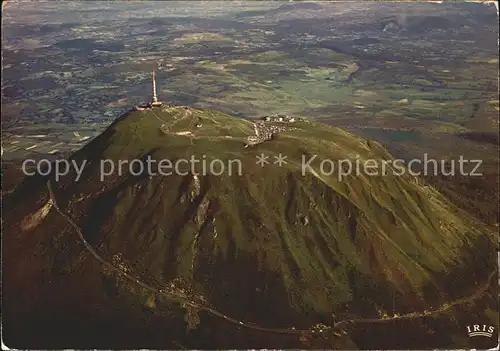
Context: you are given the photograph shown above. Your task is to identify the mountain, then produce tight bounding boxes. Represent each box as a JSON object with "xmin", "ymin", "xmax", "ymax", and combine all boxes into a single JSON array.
[{"xmin": 3, "ymin": 105, "xmax": 498, "ymax": 349}]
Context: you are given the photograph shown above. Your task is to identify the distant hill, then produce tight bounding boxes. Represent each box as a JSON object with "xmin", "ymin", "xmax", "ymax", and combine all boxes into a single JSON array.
[
  {"xmin": 3, "ymin": 105, "xmax": 497, "ymax": 349},
  {"xmin": 235, "ymin": 2, "xmax": 323, "ymax": 18},
  {"xmin": 278, "ymin": 2, "xmax": 323, "ymax": 11}
]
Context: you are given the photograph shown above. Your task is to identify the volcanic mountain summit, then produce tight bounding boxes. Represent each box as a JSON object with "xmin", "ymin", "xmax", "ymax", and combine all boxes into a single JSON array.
[{"xmin": 3, "ymin": 105, "xmax": 497, "ymax": 349}]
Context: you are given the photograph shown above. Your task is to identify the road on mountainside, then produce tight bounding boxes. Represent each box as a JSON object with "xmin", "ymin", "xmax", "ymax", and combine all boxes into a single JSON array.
[{"xmin": 46, "ymin": 180, "xmax": 497, "ymax": 337}]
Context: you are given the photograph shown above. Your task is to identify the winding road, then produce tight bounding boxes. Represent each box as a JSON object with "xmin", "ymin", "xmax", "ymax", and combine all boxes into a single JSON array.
[{"xmin": 46, "ymin": 180, "xmax": 497, "ymax": 338}]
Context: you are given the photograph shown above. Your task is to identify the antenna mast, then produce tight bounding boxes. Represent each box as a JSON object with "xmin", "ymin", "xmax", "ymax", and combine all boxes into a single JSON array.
[{"xmin": 152, "ymin": 69, "xmax": 158, "ymax": 103}]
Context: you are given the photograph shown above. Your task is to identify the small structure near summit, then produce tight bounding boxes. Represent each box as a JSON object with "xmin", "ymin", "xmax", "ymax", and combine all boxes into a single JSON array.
[
  {"xmin": 260, "ymin": 114, "xmax": 300, "ymax": 123},
  {"xmin": 245, "ymin": 120, "xmax": 296, "ymax": 148},
  {"xmin": 134, "ymin": 69, "xmax": 163, "ymax": 111}
]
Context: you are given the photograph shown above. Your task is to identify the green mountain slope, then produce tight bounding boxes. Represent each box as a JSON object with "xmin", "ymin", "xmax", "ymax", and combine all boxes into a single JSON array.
[{"xmin": 3, "ymin": 105, "xmax": 497, "ymax": 348}]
